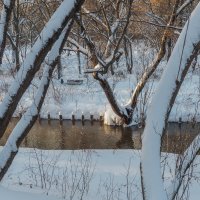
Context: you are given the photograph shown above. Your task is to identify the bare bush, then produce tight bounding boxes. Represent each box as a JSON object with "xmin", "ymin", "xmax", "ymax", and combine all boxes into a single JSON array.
[{"xmin": 25, "ymin": 149, "xmax": 95, "ymax": 200}]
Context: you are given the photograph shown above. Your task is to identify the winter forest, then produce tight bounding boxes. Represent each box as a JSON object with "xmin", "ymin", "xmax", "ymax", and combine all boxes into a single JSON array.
[{"xmin": 0, "ymin": 0, "xmax": 200, "ymax": 199}]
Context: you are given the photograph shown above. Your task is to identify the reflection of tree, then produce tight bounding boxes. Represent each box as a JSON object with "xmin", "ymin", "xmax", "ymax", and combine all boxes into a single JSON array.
[
  {"xmin": 59, "ymin": 124, "xmax": 65, "ymax": 149},
  {"xmin": 116, "ymin": 127, "xmax": 134, "ymax": 149},
  {"xmin": 79, "ymin": 131, "xmax": 90, "ymax": 149}
]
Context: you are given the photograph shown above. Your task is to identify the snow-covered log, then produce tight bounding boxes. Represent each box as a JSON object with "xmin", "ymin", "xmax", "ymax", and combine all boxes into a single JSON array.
[
  {"xmin": 0, "ymin": 23, "xmax": 72, "ymax": 180},
  {"xmin": 0, "ymin": 0, "xmax": 15, "ymax": 64},
  {"xmin": 141, "ymin": 3, "xmax": 200, "ymax": 200},
  {"xmin": 0, "ymin": 0, "xmax": 84, "ymax": 139}
]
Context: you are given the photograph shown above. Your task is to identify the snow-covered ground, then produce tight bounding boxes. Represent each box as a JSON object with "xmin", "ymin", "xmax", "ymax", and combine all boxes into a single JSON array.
[{"xmin": 0, "ymin": 148, "xmax": 200, "ymax": 200}]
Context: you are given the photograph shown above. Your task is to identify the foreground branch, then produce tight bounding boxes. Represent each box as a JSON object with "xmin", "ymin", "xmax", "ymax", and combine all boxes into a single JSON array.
[
  {"xmin": 0, "ymin": 0, "xmax": 84, "ymax": 139},
  {"xmin": 141, "ymin": 3, "xmax": 200, "ymax": 200},
  {"xmin": 0, "ymin": 24, "xmax": 72, "ymax": 180}
]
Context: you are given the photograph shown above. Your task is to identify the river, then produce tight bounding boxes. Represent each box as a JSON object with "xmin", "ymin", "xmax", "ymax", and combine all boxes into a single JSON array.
[{"xmin": 1, "ymin": 118, "xmax": 199, "ymax": 153}]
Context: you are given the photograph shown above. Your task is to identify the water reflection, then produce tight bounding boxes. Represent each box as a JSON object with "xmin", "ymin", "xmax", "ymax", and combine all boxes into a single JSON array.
[
  {"xmin": 1, "ymin": 119, "xmax": 199, "ymax": 153},
  {"xmin": 116, "ymin": 127, "xmax": 134, "ymax": 149},
  {"xmin": 163, "ymin": 122, "xmax": 199, "ymax": 153}
]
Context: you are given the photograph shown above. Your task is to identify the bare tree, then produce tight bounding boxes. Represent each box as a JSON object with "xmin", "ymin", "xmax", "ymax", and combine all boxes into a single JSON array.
[{"xmin": 68, "ymin": 0, "xmax": 193, "ymax": 126}]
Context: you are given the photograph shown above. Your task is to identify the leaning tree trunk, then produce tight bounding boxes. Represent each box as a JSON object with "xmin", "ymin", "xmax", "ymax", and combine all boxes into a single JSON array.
[
  {"xmin": 141, "ymin": 3, "xmax": 200, "ymax": 200},
  {"xmin": 0, "ymin": 0, "xmax": 84, "ymax": 139},
  {"xmin": 128, "ymin": 0, "xmax": 179, "ymax": 110},
  {"xmin": 0, "ymin": 22, "xmax": 72, "ymax": 180}
]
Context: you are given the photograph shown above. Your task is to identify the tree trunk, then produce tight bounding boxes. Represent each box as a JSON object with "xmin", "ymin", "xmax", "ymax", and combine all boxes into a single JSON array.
[{"xmin": 141, "ymin": 3, "xmax": 200, "ymax": 199}]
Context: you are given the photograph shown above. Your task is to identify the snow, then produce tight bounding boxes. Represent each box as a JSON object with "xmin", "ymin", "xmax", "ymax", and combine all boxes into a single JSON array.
[
  {"xmin": 141, "ymin": 2, "xmax": 200, "ymax": 200},
  {"xmin": 0, "ymin": 38, "xmax": 200, "ymax": 129},
  {"xmin": 3, "ymin": 0, "xmax": 11, "ymax": 7},
  {"xmin": 0, "ymin": 186, "xmax": 56, "ymax": 200},
  {"xmin": 1, "ymin": 0, "xmax": 200, "ymax": 199},
  {"xmin": 104, "ymin": 107, "xmax": 123, "ymax": 125},
  {"xmin": 0, "ymin": 66, "xmax": 50, "ymax": 171},
  {"xmin": 0, "ymin": 148, "xmax": 141, "ymax": 200},
  {"xmin": 0, "ymin": 148, "xmax": 200, "ymax": 200},
  {"xmin": 167, "ymin": 134, "xmax": 200, "ymax": 199}
]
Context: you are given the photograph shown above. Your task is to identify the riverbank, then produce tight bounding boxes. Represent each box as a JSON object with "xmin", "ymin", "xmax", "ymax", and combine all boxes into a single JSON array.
[
  {"xmin": 1, "ymin": 46, "xmax": 200, "ymax": 125},
  {"xmin": 1, "ymin": 148, "xmax": 200, "ymax": 200}
]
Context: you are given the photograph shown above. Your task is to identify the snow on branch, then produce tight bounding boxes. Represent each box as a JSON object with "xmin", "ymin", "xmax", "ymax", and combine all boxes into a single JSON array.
[
  {"xmin": 84, "ymin": 63, "xmax": 103, "ymax": 73},
  {"xmin": 67, "ymin": 37, "xmax": 89, "ymax": 55},
  {"xmin": 0, "ymin": 24, "xmax": 71, "ymax": 180},
  {"xmin": 0, "ymin": 64, "xmax": 53, "ymax": 181},
  {"xmin": 141, "ymin": 2, "xmax": 200, "ymax": 200}
]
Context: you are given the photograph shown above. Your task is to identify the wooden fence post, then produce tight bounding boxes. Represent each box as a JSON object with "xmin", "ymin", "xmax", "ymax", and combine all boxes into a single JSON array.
[
  {"xmin": 59, "ymin": 111, "xmax": 63, "ymax": 125},
  {"xmin": 82, "ymin": 112, "xmax": 85, "ymax": 126},
  {"xmin": 72, "ymin": 112, "xmax": 75, "ymax": 125},
  {"xmin": 48, "ymin": 112, "xmax": 51, "ymax": 125}
]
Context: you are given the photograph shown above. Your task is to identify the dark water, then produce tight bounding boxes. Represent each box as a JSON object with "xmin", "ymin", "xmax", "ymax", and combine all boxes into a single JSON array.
[{"xmin": 1, "ymin": 119, "xmax": 199, "ymax": 153}]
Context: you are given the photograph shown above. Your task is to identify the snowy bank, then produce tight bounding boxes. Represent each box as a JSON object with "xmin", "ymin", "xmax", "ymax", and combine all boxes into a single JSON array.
[
  {"xmin": 1, "ymin": 44, "xmax": 200, "ymax": 125},
  {"xmin": 0, "ymin": 148, "xmax": 200, "ymax": 200}
]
